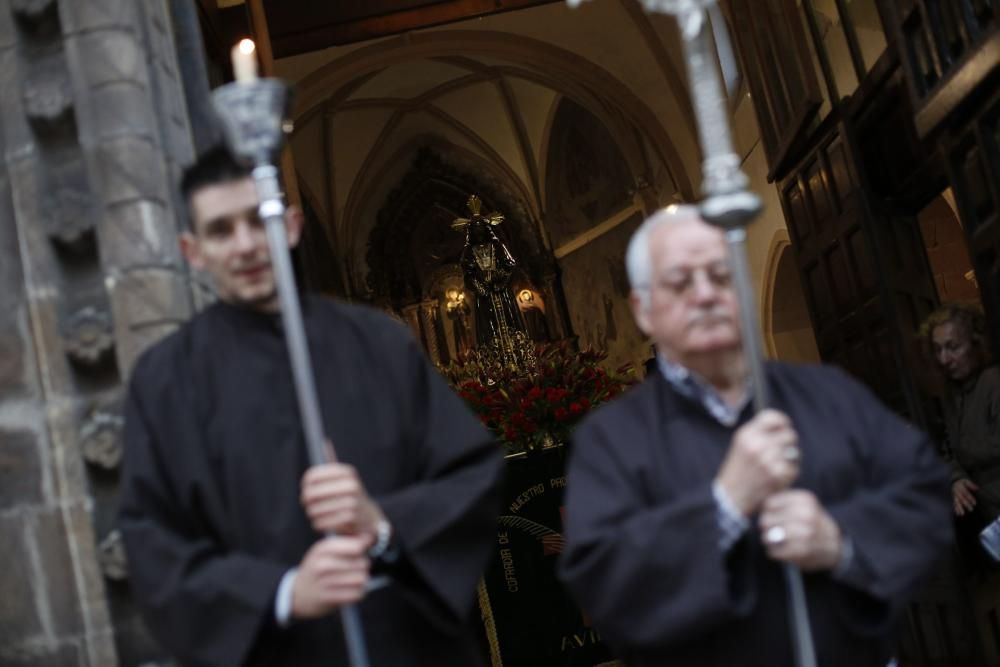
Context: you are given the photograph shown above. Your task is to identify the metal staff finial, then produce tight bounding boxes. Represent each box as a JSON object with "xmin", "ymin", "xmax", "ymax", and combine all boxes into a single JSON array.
[
  {"xmin": 564, "ymin": 2, "xmax": 817, "ymax": 666},
  {"xmin": 211, "ymin": 40, "xmax": 372, "ymax": 667}
]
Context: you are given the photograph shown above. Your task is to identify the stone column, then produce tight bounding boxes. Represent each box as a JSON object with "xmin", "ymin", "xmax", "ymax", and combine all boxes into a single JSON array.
[
  {"xmin": 0, "ymin": 1, "xmax": 203, "ymax": 664},
  {"xmin": 419, "ymin": 299, "xmax": 446, "ymax": 366},
  {"xmin": 401, "ymin": 303, "xmax": 424, "ymax": 347},
  {"xmin": 0, "ymin": 0, "xmax": 118, "ymax": 663},
  {"xmin": 537, "ymin": 262, "xmax": 574, "ymax": 343}
]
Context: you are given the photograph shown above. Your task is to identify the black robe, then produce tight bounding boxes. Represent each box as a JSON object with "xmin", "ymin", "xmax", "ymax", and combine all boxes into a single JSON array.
[
  {"xmin": 119, "ymin": 297, "xmax": 504, "ymax": 667},
  {"xmin": 558, "ymin": 362, "xmax": 952, "ymax": 667}
]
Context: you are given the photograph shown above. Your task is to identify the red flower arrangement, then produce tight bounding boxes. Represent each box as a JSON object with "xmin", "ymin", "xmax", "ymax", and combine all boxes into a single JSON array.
[{"xmin": 440, "ymin": 341, "xmax": 636, "ymax": 454}]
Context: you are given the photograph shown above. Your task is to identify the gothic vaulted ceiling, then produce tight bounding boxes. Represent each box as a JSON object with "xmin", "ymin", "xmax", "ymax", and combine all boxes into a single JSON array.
[{"xmin": 274, "ymin": 1, "xmax": 710, "ymax": 283}]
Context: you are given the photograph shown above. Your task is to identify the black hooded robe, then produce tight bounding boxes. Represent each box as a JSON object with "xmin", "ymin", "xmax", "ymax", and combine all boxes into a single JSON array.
[
  {"xmin": 119, "ymin": 297, "xmax": 504, "ymax": 666},
  {"xmin": 559, "ymin": 362, "xmax": 952, "ymax": 667}
]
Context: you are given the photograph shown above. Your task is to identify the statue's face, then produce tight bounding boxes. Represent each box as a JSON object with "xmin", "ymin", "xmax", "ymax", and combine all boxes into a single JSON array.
[{"xmin": 468, "ymin": 219, "xmax": 491, "ymax": 244}]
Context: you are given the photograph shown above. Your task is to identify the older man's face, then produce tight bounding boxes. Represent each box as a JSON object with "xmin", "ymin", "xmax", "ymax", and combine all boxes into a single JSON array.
[{"xmin": 632, "ymin": 217, "xmax": 741, "ymax": 361}]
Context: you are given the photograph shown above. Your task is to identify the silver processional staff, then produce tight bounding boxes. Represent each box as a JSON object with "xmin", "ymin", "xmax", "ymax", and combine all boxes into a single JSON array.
[
  {"xmin": 566, "ymin": 2, "xmax": 819, "ymax": 666},
  {"xmin": 211, "ymin": 39, "xmax": 372, "ymax": 667}
]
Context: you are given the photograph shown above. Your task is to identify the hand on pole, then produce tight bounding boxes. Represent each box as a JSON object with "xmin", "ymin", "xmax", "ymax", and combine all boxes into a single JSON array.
[
  {"xmin": 758, "ymin": 490, "xmax": 844, "ymax": 571},
  {"xmin": 291, "ymin": 536, "xmax": 371, "ymax": 620},
  {"xmin": 301, "ymin": 448, "xmax": 385, "ymax": 540},
  {"xmin": 715, "ymin": 409, "xmax": 800, "ymax": 516},
  {"xmin": 953, "ymin": 478, "xmax": 979, "ymax": 516}
]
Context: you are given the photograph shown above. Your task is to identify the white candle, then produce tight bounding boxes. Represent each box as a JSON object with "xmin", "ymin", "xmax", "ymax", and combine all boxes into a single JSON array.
[{"xmin": 231, "ymin": 39, "xmax": 258, "ymax": 83}]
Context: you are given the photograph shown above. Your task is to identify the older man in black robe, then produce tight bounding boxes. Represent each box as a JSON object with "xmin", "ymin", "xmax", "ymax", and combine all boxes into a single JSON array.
[
  {"xmin": 558, "ymin": 205, "xmax": 951, "ymax": 667},
  {"xmin": 119, "ymin": 147, "xmax": 503, "ymax": 666}
]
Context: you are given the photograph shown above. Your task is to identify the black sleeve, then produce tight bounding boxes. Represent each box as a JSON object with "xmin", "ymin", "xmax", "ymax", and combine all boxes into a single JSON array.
[
  {"xmin": 823, "ymin": 367, "xmax": 952, "ymax": 636},
  {"xmin": 558, "ymin": 414, "xmax": 757, "ymax": 652},
  {"xmin": 118, "ymin": 366, "xmax": 287, "ymax": 667},
  {"xmin": 374, "ymin": 335, "xmax": 505, "ymax": 634}
]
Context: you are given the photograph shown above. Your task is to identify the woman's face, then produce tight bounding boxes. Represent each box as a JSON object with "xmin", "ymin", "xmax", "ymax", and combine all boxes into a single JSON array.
[{"xmin": 932, "ymin": 321, "xmax": 981, "ymax": 382}]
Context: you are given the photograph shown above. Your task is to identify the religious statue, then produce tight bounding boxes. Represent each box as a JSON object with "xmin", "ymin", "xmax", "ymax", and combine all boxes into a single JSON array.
[{"xmin": 452, "ymin": 195, "xmax": 535, "ymax": 375}]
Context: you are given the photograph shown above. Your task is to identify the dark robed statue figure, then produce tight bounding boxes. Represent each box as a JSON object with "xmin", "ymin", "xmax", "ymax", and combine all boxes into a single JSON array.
[{"xmin": 453, "ymin": 195, "xmax": 533, "ymax": 373}]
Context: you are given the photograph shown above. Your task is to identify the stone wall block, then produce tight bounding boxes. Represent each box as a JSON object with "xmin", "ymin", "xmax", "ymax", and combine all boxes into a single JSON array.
[
  {"xmin": 0, "ymin": 515, "xmax": 45, "ymax": 642},
  {"xmin": 0, "ymin": 49, "xmax": 35, "ymax": 155},
  {"xmin": 94, "ymin": 135, "xmax": 167, "ymax": 207},
  {"xmin": 60, "ymin": 499, "xmax": 117, "ymax": 667},
  {"xmin": 63, "ymin": 28, "xmax": 147, "ymax": 91},
  {"xmin": 108, "ymin": 268, "xmax": 189, "ymax": 374},
  {"xmin": 0, "ymin": 0, "xmax": 17, "ymax": 50},
  {"xmin": 57, "ymin": 0, "xmax": 137, "ymax": 35},
  {"xmin": 0, "ymin": 642, "xmax": 82, "ymax": 667},
  {"xmin": 88, "ymin": 81, "xmax": 154, "ymax": 143},
  {"xmin": 32, "ymin": 508, "xmax": 86, "ymax": 636},
  {"xmin": 100, "ymin": 199, "xmax": 178, "ymax": 268},
  {"xmin": 0, "ymin": 429, "xmax": 44, "ymax": 509},
  {"xmin": 0, "ymin": 318, "xmax": 29, "ymax": 396}
]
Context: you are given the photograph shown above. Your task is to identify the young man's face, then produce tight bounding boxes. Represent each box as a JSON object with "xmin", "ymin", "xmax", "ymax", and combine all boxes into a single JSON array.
[
  {"xmin": 180, "ymin": 176, "xmax": 301, "ymax": 311},
  {"xmin": 932, "ymin": 320, "xmax": 980, "ymax": 382}
]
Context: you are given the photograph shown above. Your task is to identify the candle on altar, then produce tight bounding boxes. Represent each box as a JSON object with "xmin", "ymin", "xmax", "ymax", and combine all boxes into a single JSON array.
[{"xmin": 231, "ymin": 39, "xmax": 258, "ymax": 83}]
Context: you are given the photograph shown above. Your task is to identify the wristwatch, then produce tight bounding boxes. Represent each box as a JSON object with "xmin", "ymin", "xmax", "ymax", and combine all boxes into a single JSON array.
[{"xmin": 368, "ymin": 518, "xmax": 393, "ymax": 560}]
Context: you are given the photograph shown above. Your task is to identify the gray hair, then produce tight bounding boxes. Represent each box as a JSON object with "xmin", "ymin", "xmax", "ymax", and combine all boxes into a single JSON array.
[{"xmin": 625, "ymin": 204, "xmax": 703, "ymax": 308}]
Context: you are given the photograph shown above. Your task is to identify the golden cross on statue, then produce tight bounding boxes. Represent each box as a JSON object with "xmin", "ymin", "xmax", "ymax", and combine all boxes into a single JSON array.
[{"xmin": 451, "ymin": 194, "xmax": 504, "ymax": 232}]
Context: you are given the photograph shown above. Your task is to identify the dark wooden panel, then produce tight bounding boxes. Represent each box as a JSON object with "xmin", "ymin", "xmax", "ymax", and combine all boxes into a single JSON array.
[
  {"xmin": 846, "ymin": 226, "xmax": 879, "ymax": 299},
  {"xmin": 728, "ymin": 0, "xmax": 823, "ymax": 177},
  {"xmin": 882, "ymin": 0, "xmax": 1000, "ymax": 136},
  {"xmin": 776, "ymin": 117, "xmax": 939, "ymax": 421},
  {"xmin": 784, "ymin": 179, "xmax": 810, "ymax": 244},
  {"xmin": 945, "ymin": 83, "xmax": 1000, "ymax": 360}
]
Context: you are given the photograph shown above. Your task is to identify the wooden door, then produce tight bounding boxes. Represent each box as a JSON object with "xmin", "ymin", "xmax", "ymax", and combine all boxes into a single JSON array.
[{"xmin": 777, "ymin": 121, "xmax": 936, "ymax": 420}]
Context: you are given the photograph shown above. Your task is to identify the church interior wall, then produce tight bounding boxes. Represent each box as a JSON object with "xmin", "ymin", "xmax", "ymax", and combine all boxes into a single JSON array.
[
  {"xmin": 270, "ymin": 1, "xmax": 910, "ymax": 378},
  {"xmin": 275, "ymin": 1, "xmax": 753, "ymax": 376}
]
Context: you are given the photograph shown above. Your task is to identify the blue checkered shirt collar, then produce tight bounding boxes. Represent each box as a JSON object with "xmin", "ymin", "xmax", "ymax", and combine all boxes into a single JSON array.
[{"xmin": 657, "ymin": 354, "xmax": 750, "ymax": 427}]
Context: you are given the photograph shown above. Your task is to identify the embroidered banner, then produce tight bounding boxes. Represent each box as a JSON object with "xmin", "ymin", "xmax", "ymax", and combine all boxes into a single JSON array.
[{"xmin": 478, "ymin": 446, "xmax": 621, "ymax": 667}]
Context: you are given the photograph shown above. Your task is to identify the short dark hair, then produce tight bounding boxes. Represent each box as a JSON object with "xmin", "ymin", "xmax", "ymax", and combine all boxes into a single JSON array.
[{"xmin": 179, "ymin": 145, "xmax": 252, "ymax": 229}]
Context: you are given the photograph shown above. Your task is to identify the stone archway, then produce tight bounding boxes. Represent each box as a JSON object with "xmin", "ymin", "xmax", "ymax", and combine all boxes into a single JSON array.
[{"xmin": 763, "ymin": 233, "xmax": 820, "ymax": 363}]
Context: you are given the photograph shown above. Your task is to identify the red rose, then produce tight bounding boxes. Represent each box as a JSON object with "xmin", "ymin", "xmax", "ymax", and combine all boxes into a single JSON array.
[
  {"xmin": 527, "ymin": 386, "xmax": 543, "ymax": 400},
  {"xmin": 569, "ymin": 402, "xmax": 584, "ymax": 416},
  {"xmin": 554, "ymin": 407, "xmax": 569, "ymax": 421}
]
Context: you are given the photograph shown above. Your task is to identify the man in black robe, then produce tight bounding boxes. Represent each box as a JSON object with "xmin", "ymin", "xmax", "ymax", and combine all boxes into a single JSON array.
[
  {"xmin": 119, "ymin": 146, "xmax": 503, "ymax": 666},
  {"xmin": 558, "ymin": 205, "xmax": 952, "ymax": 667}
]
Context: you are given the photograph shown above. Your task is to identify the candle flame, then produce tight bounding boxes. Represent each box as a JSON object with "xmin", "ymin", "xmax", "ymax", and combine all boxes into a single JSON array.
[{"xmin": 238, "ymin": 39, "xmax": 255, "ymax": 55}]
